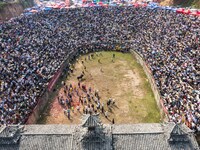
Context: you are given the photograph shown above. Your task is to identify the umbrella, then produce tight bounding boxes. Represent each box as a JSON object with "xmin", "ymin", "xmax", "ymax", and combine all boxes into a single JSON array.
[
  {"xmin": 190, "ymin": 12, "xmax": 200, "ymax": 17},
  {"xmin": 183, "ymin": 9, "xmax": 191, "ymax": 15},
  {"xmin": 176, "ymin": 8, "xmax": 184, "ymax": 14},
  {"xmin": 103, "ymin": 3, "xmax": 108, "ymax": 7},
  {"xmin": 133, "ymin": 3, "xmax": 139, "ymax": 8},
  {"xmin": 89, "ymin": 3, "xmax": 95, "ymax": 7},
  {"xmin": 142, "ymin": 3, "xmax": 148, "ymax": 7},
  {"xmin": 43, "ymin": 7, "xmax": 52, "ymax": 11},
  {"xmin": 98, "ymin": 1, "xmax": 103, "ymax": 6}
]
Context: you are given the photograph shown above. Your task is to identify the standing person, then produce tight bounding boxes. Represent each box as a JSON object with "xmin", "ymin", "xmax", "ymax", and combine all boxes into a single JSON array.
[
  {"xmin": 112, "ymin": 118, "xmax": 115, "ymax": 124},
  {"xmin": 95, "ymin": 90, "xmax": 99, "ymax": 97},
  {"xmin": 112, "ymin": 53, "xmax": 115, "ymax": 62},
  {"xmin": 58, "ymin": 96, "xmax": 61, "ymax": 104},
  {"xmin": 78, "ymin": 82, "xmax": 81, "ymax": 88},
  {"xmin": 105, "ymin": 111, "xmax": 108, "ymax": 118},
  {"xmin": 97, "ymin": 102, "xmax": 100, "ymax": 110},
  {"xmin": 76, "ymin": 104, "xmax": 80, "ymax": 112},
  {"xmin": 85, "ymin": 106, "xmax": 88, "ymax": 114},
  {"xmin": 67, "ymin": 109, "xmax": 70, "ymax": 119},
  {"xmin": 81, "ymin": 59, "xmax": 84, "ymax": 64},
  {"xmin": 113, "ymin": 53, "xmax": 115, "ymax": 59},
  {"xmin": 98, "ymin": 58, "xmax": 101, "ymax": 63},
  {"xmin": 71, "ymin": 106, "xmax": 74, "ymax": 113},
  {"xmin": 112, "ymin": 99, "xmax": 115, "ymax": 105},
  {"xmin": 101, "ymin": 105, "xmax": 104, "ymax": 113},
  {"xmin": 82, "ymin": 84, "xmax": 87, "ymax": 92},
  {"xmin": 89, "ymin": 87, "xmax": 92, "ymax": 93},
  {"xmin": 66, "ymin": 98, "xmax": 69, "ymax": 106},
  {"xmin": 91, "ymin": 54, "xmax": 94, "ymax": 59},
  {"xmin": 64, "ymin": 108, "xmax": 67, "ymax": 115},
  {"xmin": 83, "ymin": 107, "xmax": 85, "ymax": 114}
]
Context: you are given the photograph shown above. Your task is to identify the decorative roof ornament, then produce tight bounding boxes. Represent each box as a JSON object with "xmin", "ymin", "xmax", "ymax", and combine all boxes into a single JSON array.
[
  {"xmin": 171, "ymin": 124, "xmax": 186, "ymax": 135},
  {"xmin": 168, "ymin": 124, "xmax": 189, "ymax": 143},
  {"xmin": 0, "ymin": 126, "xmax": 23, "ymax": 145},
  {"xmin": 82, "ymin": 114, "xmax": 102, "ymax": 128},
  {"xmin": 79, "ymin": 114, "xmax": 108, "ymax": 149}
]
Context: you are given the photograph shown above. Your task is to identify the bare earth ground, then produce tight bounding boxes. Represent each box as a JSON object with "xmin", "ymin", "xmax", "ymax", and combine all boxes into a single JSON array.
[{"xmin": 38, "ymin": 51, "xmax": 161, "ymax": 124}]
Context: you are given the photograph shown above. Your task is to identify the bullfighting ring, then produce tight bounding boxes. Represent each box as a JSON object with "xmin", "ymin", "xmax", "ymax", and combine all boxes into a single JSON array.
[{"xmin": 37, "ymin": 51, "xmax": 161, "ymax": 124}]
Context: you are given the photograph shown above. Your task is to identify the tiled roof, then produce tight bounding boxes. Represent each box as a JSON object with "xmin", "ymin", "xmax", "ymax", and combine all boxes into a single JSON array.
[
  {"xmin": 113, "ymin": 133, "xmax": 168, "ymax": 150},
  {"xmin": 0, "ymin": 145, "xmax": 19, "ymax": 150},
  {"xmin": 112, "ymin": 123, "xmax": 163, "ymax": 134},
  {"xmin": 19, "ymin": 135, "xmax": 73, "ymax": 150},
  {"xmin": 113, "ymin": 124, "xmax": 199, "ymax": 150},
  {"xmin": 23, "ymin": 125, "xmax": 76, "ymax": 135},
  {"xmin": 0, "ymin": 122, "xmax": 198, "ymax": 150},
  {"xmin": 169, "ymin": 141, "xmax": 196, "ymax": 150},
  {"xmin": 0, "ymin": 135, "xmax": 73, "ymax": 150},
  {"xmin": 72, "ymin": 124, "xmax": 112, "ymax": 150},
  {"xmin": 113, "ymin": 133, "xmax": 198, "ymax": 150}
]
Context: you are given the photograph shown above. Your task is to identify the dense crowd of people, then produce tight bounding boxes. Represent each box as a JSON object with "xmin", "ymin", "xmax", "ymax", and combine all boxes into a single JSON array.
[
  {"xmin": 58, "ymin": 80, "xmax": 115, "ymax": 121},
  {"xmin": 131, "ymin": 9, "xmax": 200, "ymax": 132},
  {"xmin": 0, "ymin": 7, "xmax": 199, "ymax": 131}
]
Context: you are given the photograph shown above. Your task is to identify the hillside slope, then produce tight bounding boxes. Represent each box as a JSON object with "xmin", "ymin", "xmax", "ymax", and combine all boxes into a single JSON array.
[{"xmin": 0, "ymin": 0, "xmax": 34, "ymax": 22}]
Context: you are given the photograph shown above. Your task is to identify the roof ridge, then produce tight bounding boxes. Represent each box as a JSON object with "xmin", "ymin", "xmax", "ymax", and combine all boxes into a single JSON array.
[
  {"xmin": 82, "ymin": 114, "xmax": 101, "ymax": 127},
  {"xmin": 0, "ymin": 126, "xmax": 6, "ymax": 134},
  {"xmin": 22, "ymin": 133, "xmax": 72, "ymax": 135},
  {"xmin": 113, "ymin": 132, "xmax": 164, "ymax": 135},
  {"xmin": 170, "ymin": 124, "xmax": 187, "ymax": 135}
]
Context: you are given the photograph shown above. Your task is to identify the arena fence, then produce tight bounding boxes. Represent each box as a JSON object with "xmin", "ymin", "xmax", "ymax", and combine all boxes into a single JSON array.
[{"xmin": 131, "ymin": 50, "xmax": 168, "ymax": 120}]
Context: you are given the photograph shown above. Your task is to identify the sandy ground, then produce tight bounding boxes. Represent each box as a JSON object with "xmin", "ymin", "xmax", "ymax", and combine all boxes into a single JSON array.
[{"xmin": 39, "ymin": 51, "xmax": 160, "ymax": 124}]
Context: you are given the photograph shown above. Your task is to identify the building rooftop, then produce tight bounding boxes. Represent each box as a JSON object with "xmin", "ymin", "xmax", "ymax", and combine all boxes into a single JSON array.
[{"xmin": 0, "ymin": 115, "xmax": 199, "ymax": 150}]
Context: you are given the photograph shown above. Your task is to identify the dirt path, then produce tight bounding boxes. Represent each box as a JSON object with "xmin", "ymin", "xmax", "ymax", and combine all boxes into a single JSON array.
[{"xmin": 38, "ymin": 51, "xmax": 161, "ymax": 124}]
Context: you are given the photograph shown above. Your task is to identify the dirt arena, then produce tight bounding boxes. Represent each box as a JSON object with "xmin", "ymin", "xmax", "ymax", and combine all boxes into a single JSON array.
[{"xmin": 38, "ymin": 51, "xmax": 161, "ymax": 124}]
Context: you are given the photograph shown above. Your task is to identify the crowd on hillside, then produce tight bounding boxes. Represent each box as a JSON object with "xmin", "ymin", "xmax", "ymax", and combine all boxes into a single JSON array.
[{"xmin": 0, "ymin": 7, "xmax": 199, "ymax": 131}]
